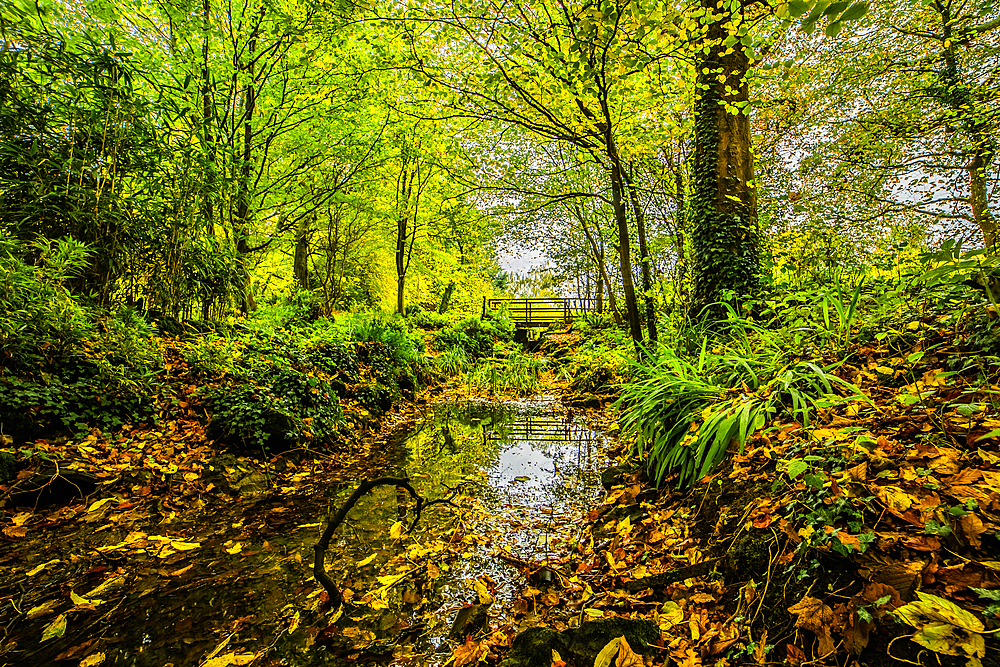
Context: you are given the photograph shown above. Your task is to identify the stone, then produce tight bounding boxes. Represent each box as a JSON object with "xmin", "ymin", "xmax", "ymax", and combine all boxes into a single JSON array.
[
  {"xmin": 499, "ymin": 627, "xmax": 568, "ymax": 667},
  {"xmin": 499, "ymin": 619, "xmax": 660, "ymax": 667},
  {"xmin": 449, "ymin": 603, "xmax": 489, "ymax": 641}
]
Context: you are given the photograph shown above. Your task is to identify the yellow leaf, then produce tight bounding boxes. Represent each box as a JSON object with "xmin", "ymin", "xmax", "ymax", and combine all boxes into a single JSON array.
[
  {"xmin": 357, "ymin": 553, "xmax": 377, "ymax": 567},
  {"xmin": 86, "ymin": 498, "xmax": 114, "ymax": 513},
  {"xmin": 594, "ymin": 637, "xmax": 621, "ymax": 667},
  {"xmin": 11, "ymin": 511, "xmax": 32, "ymax": 526},
  {"xmin": 80, "ymin": 652, "xmax": 106, "ymax": 667},
  {"xmin": 615, "ymin": 637, "xmax": 643, "ymax": 667},
  {"xmin": 169, "ymin": 540, "xmax": 200, "ymax": 551},
  {"xmin": 389, "ymin": 521, "xmax": 403, "ymax": 540},
  {"xmin": 658, "ymin": 600, "xmax": 684, "ymax": 631},
  {"xmin": 452, "ymin": 637, "xmax": 488, "ymax": 667},
  {"xmin": 70, "ymin": 590, "xmax": 105, "ymax": 606},
  {"xmin": 225, "ymin": 542, "xmax": 243, "ymax": 555},
  {"xmin": 26, "ymin": 559, "xmax": 60, "ymax": 576},
  {"xmin": 26, "ymin": 600, "xmax": 60, "ymax": 619},
  {"xmin": 200, "ymin": 652, "xmax": 257, "ymax": 667},
  {"xmin": 896, "ymin": 591, "xmax": 984, "ymax": 633},
  {"xmin": 41, "ymin": 613, "xmax": 67, "ymax": 642}
]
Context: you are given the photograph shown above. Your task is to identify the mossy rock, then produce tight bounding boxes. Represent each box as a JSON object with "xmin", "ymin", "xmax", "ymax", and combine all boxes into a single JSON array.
[
  {"xmin": 0, "ymin": 452, "xmax": 17, "ymax": 484},
  {"xmin": 500, "ymin": 619, "xmax": 659, "ymax": 667},
  {"xmin": 499, "ymin": 627, "xmax": 568, "ymax": 667}
]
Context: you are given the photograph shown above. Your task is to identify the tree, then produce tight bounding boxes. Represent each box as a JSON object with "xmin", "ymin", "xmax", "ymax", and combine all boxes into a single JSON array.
[{"xmin": 400, "ymin": 0, "xmax": 690, "ymax": 350}]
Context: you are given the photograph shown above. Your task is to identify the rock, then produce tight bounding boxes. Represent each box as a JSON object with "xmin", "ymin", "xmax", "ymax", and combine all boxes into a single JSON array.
[
  {"xmin": 499, "ymin": 627, "xmax": 569, "ymax": 667},
  {"xmin": 564, "ymin": 393, "xmax": 602, "ymax": 409},
  {"xmin": 449, "ymin": 603, "xmax": 489, "ymax": 640},
  {"xmin": 563, "ymin": 618, "xmax": 660, "ymax": 664},
  {"xmin": 600, "ymin": 464, "xmax": 632, "ymax": 490},
  {"xmin": 499, "ymin": 619, "xmax": 660, "ymax": 667},
  {"xmin": 6, "ymin": 466, "xmax": 98, "ymax": 508}
]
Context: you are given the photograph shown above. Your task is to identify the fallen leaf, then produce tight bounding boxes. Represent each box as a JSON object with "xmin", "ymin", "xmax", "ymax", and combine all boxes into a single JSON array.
[
  {"xmin": 200, "ymin": 652, "xmax": 257, "ymax": 667},
  {"xmin": 615, "ymin": 636, "xmax": 643, "ymax": 667},
  {"xmin": 959, "ymin": 514, "xmax": 986, "ymax": 549},
  {"xmin": 86, "ymin": 498, "xmax": 115, "ymax": 513},
  {"xmin": 80, "ymin": 652, "xmax": 106, "ymax": 667},
  {"xmin": 41, "ymin": 613, "xmax": 68, "ymax": 642},
  {"xmin": 452, "ymin": 637, "xmax": 488, "ymax": 667},
  {"xmin": 787, "ymin": 597, "xmax": 836, "ymax": 656},
  {"xmin": 594, "ymin": 637, "xmax": 622, "ymax": 667},
  {"xmin": 26, "ymin": 559, "xmax": 60, "ymax": 576},
  {"xmin": 169, "ymin": 540, "xmax": 200, "ymax": 551},
  {"xmin": 3, "ymin": 526, "xmax": 27, "ymax": 538}
]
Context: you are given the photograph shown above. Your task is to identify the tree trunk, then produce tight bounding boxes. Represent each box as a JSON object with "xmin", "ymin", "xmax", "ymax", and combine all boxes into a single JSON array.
[
  {"xmin": 395, "ymin": 163, "xmax": 414, "ymax": 316},
  {"xmin": 689, "ymin": 0, "xmax": 761, "ymax": 321},
  {"xmin": 233, "ymin": 16, "xmax": 260, "ymax": 315},
  {"xmin": 294, "ymin": 215, "xmax": 311, "ymax": 290},
  {"xmin": 937, "ymin": 3, "xmax": 998, "ymax": 251},
  {"xmin": 624, "ymin": 166, "xmax": 658, "ymax": 343},
  {"xmin": 574, "ymin": 204, "xmax": 620, "ymax": 324}
]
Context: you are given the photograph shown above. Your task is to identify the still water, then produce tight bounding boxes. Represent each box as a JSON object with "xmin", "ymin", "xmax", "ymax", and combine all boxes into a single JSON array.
[
  {"xmin": 0, "ymin": 398, "xmax": 610, "ymax": 666},
  {"xmin": 320, "ymin": 397, "xmax": 610, "ymax": 663}
]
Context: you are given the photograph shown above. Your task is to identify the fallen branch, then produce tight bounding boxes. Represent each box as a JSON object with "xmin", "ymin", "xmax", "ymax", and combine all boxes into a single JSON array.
[{"xmin": 312, "ymin": 476, "xmax": 457, "ymax": 607}]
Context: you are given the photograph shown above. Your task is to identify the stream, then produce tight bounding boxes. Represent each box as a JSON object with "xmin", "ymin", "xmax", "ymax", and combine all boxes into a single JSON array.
[
  {"xmin": 0, "ymin": 397, "xmax": 612, "ymax": 667},
  {"xmin": 318, "ymin": 396, "xmax": 611, "ymax": 664}
]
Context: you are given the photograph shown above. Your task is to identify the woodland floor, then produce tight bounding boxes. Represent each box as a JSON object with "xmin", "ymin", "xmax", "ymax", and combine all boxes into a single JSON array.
[{"xmin": 1, "ymin": 326, "xmax": 1000, "ymax": 667}]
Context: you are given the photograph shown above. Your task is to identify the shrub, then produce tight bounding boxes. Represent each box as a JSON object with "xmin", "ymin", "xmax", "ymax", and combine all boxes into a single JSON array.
[
  {"xmin": 0, "ymin": 234, "xmax": 95, "ymax": 366},
  {"xmin": 205, "ymin": 365, "xmax": 343, "ymax": 452},
  {"xmin": 433, "ymin": 315, "xmax": 514, "ymax": 359}
]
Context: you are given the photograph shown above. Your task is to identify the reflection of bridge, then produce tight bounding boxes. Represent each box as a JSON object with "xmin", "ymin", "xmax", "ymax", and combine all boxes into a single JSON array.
[
  {"xmin": 483, "ymin": 298, "xmax": 596, "ymax": 329},
  {"xmin": 485, "ymin": 416, "xmax": 596, "ymax": 443}
]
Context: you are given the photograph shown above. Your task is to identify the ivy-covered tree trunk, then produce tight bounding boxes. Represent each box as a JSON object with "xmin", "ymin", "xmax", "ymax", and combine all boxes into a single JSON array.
[{"xmin": 689, "ymin": 1, "xmax": 762, "ymax": 320}]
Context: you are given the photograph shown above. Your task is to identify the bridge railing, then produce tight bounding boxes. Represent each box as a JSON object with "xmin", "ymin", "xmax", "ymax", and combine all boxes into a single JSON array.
[{"xmin": 482, "ymin": 297, "xmax": 597, "ymax": 327}]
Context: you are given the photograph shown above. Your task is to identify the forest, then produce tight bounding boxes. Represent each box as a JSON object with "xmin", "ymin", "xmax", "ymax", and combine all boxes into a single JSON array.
[{"xmin": 0, "ymin": 0, "xmax": 999, "ymax": 665}]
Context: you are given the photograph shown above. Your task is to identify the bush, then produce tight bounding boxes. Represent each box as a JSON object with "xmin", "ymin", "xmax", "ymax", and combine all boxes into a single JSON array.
[
  {"xmin": 0, "ymin": 234, "xmax": 95, "ymax": 366},
  {"xmin": 0, "ymin": 359, "xmax": 159, "ymax": 438},
  {"xmin": 205, "ymin": 365, "xmax": 343, "ymax": 452},
  {"xmin": 408, "ymin": 305, "xmax": 450, "ymax": 330},
  {"xmin": 433, "ymin": 315, "xmax": 514, "ymax": 359}
]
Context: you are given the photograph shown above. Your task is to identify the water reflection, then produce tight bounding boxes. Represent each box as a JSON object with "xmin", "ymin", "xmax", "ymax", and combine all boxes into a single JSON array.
[{"xmin": 323, "ymin": 397, "xmax": 609, "ymax": 662}]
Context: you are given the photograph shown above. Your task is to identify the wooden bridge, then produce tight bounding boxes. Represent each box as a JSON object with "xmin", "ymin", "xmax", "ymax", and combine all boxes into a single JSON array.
[
  {"xmin": 482, "ymin": 298, "xmax": 596, "ymax": 329},
  {"xmin": 484, "ymin": 416, "xmax": 598, "ymax": 444}
]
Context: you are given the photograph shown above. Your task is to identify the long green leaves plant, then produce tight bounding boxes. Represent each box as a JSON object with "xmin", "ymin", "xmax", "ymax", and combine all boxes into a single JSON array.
[{"xmin": 619, "ymin": 345, "xmax": 871, "ymax": 490}]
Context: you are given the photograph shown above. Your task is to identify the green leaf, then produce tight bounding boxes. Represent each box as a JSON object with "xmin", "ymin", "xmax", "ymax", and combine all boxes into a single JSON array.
[
  {"xmin": 824, "ymin": 1, "xmax": 850, "ymax": 15},
  {"xmin": 786, "ymin": 458, "xmax": 809, "ymax": 479},
  {"xmin": 970, "ymin": 587, "xmax": 1000, "ymax": 601},
  {"xmin": 788, "ymin": 0, "xmax": 812, "ymax": 17},
  {"xmin": 826, "ymin": 20, "xmax": 843, "ymax": 36},
  {"xmin": 839, "ymin": 1, "xmax": 869, "ymax": 21},
  {"xmin": 41, "ymin": 613, "xmax": 67, "ymax": 642}
]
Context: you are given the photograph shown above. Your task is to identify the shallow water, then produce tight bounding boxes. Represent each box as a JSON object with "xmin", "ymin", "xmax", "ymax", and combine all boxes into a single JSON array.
[
  {"xmin": 321, "ymin": 396, "xmax": 610, "ymax": 662},
  {"xmin": 0, "ymin": 397, "xmax": 610, "ymax": 666}
]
